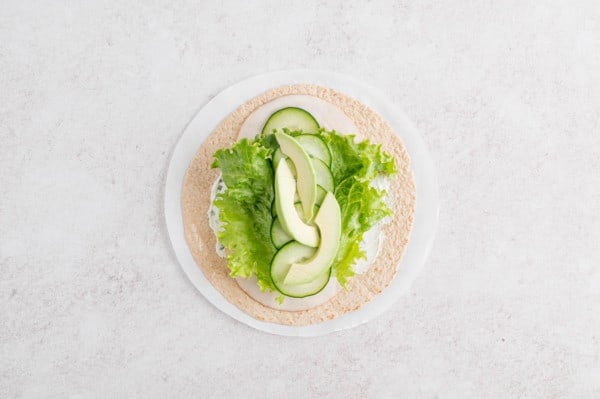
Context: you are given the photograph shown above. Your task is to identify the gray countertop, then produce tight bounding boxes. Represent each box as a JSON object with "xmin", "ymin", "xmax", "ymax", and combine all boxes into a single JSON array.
[{"xmin": 1, "ymin": 1, "xmax": 599, "ymax": 398}]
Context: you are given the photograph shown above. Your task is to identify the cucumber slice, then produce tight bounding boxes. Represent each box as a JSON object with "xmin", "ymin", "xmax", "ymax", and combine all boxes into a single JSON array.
[
  {"xmin": 296, "ymin": 135, "xmax": 331, "ymax": 167},
  {"xmin": 270, "ymin": 241, "xmax": 331, "ymax": 298},
  {"xmin": 271, "ymin": 199, "xmax": 277, "ymax": 217},
  {"xmin": 313, "ymin": 158, "xmax": 334, "ymax": 192},
  {"xmin": 262, "ymin": 107, "xmax": 320, "ymax": 135},
  {"xmin": 270, "ymin": 218, "xmax": 293, "ymax": 248}
]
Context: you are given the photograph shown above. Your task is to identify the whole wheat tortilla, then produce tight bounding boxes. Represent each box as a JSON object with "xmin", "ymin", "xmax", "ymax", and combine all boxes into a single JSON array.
[{"xmin": 182, "ymin": 84, "xmax": 415, "ymax": 326}]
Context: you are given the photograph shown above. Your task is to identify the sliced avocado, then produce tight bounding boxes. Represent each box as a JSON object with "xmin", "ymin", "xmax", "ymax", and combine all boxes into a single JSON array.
[
  {"xmin": 275, "ymin": 132, "xmax": 317, "ymax": 221},
  {"xmin": 283, "ymin": 192, "xmax": 341, "ymax": 285},
  {"xmin": 271, "ymin": 199, "xmax": 321, "ymax": 219},
  {"xmin": 270, "ymin": 241, "xmax": 331, "ymax": 298},
  {"xmin": 274, "ymin": 161, "xmax": 319, "ymax": 248}
]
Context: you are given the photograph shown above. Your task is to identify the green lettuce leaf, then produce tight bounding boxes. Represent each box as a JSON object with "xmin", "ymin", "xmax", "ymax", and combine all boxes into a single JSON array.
[
  {"xmin": 211, "ymin": 137, "xmax": 277, "ymax": 292},
  {"xmin": 211, "ymin": 129, "xmax": 397, "ymax": 292},
  {"xmin": 317, "ymin": 130, "xmax": 396, "ymax": 286}
]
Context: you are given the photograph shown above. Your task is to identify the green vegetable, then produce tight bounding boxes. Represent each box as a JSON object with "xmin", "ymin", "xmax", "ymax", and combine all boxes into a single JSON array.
[
  {"xmin": 211, "ymin": 137, "xmax": 277, "ymax": 292},
  {"xmin": 211, "ymin": 129, "xmax": 396, "ymax": 293},
  {"xmin": 316, "ymin": 130, "xmax": 396, "ymax": 185},
  {"xmin": 270, "ymin": 241, "xmax": 331, "ymax": 298},
  {"xmin": 316, "ymin": 130, "xmax": 396, "ymax": 286}
]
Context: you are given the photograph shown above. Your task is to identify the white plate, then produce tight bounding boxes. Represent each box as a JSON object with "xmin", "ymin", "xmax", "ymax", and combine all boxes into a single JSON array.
[{"xmin": 165, "ymin": 70, "xmax": 439, "ymax": 337}]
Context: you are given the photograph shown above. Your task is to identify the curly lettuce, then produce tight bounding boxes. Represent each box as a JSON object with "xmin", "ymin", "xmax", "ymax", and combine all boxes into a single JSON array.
[
  {"xmin": 211, "ymin": 137, "xmax": 277, "ymax": 291},
  {"xmin": 316, "ymin": 130, "xmax": 397, "ymax": 286},
  {"xmin": 211, "ymin": 130, "xmax": 396, "ymax": 292}
]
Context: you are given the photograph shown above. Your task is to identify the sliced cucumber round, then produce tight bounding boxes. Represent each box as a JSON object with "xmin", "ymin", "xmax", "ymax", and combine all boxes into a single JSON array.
[
  {"xmin": 313, "ymin": 158, "xmax": 334, "ymax": 193},
  {"xmin": 262, "ymin": 107, "xmax": 320, "ymax": 135},
  {"xmin": 270, "ymin": 241, "xmax": 331, "ymax": 298},
  {"xmin": 271, "ymin": 199, "xmax": 277, "ymax": 217},
  {"xmin": 270, "ymin": 217, "xmax": 293, "ymax": 248},
  {"xmin": 295, "ymin": 134, "xmax": 331, "ymax": 167}
]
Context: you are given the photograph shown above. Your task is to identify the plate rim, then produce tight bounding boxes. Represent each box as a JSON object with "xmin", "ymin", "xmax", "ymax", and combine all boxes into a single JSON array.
[{"xmin": 164, "ymin": 69, "xmax": 439, "ymax": 337}]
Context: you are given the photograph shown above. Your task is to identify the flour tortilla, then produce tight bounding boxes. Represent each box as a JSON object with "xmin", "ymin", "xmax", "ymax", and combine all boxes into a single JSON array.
[{"xmin": 182, "ymin": 84, "xmax": 415, "ymax": 326}]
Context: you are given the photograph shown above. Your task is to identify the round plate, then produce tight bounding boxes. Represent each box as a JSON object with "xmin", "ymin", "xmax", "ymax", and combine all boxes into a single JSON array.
[{"xmin": 165, "ymin": 70, "xmax": 439, "ymax": 337}]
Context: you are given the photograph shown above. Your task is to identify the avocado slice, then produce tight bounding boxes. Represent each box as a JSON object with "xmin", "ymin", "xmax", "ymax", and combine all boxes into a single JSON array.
[
  {"xmin": 274, "ymin": 161, "xmax": 319, "ymax": 248},
  {"xmin": 275, "ymin": 132, "xmax": 317, "ymax": 221},
  {"xmin": 283, "ymin": 192, "xmax": 341, "ymax": 285}
]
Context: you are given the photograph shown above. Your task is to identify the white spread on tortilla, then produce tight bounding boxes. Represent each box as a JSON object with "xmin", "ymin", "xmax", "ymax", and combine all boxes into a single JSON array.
[{"xmin": 208, "ymin": 95, "xmax": 389, "ymax": 311}]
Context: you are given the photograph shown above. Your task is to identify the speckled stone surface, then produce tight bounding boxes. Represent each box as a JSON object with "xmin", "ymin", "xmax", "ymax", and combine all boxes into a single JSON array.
[{"xmin": 1, "ymin": 1, "xmax": 599, "ymax": 398}]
